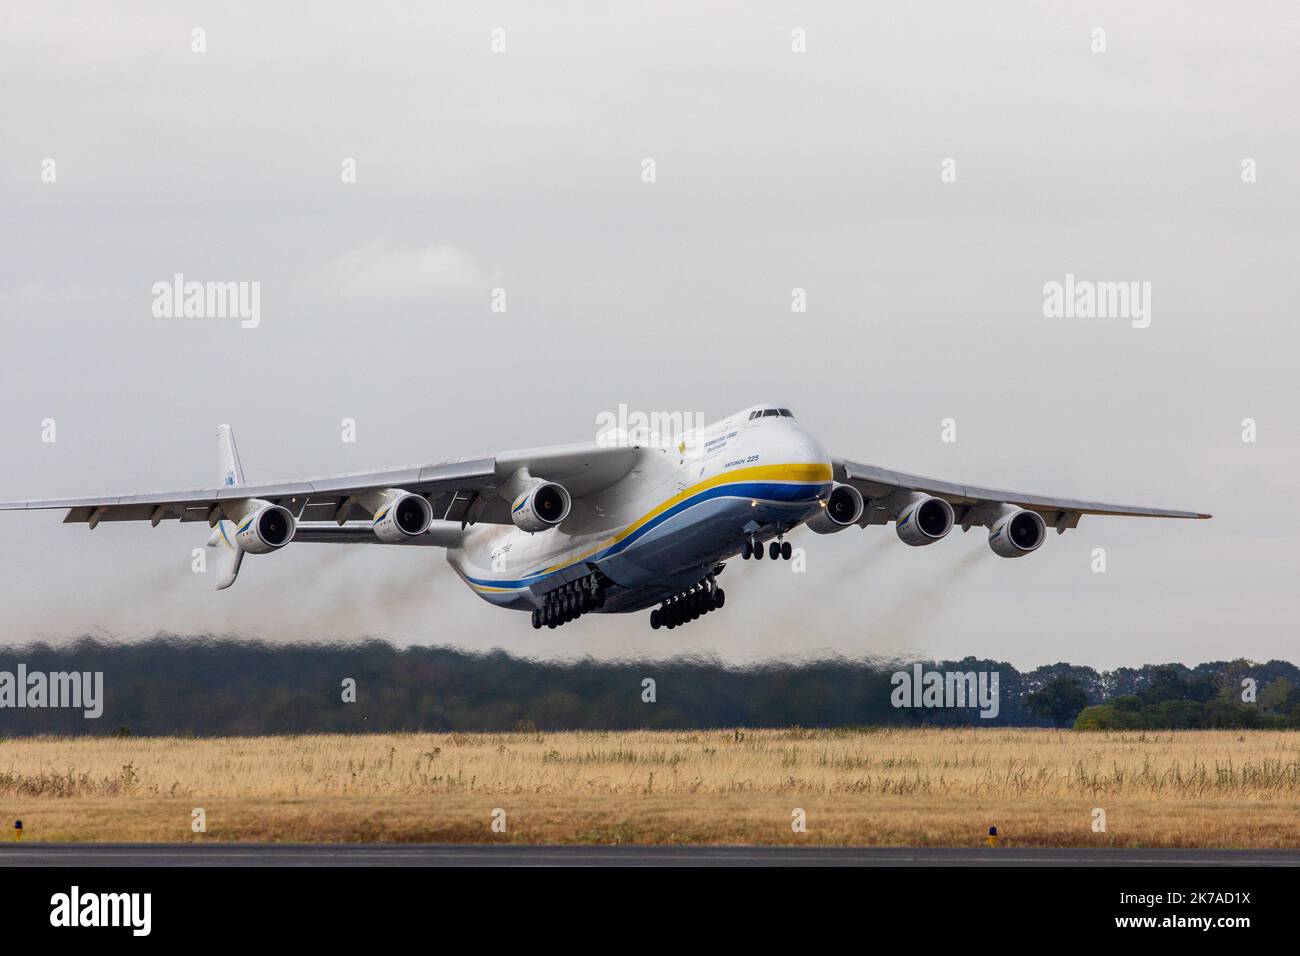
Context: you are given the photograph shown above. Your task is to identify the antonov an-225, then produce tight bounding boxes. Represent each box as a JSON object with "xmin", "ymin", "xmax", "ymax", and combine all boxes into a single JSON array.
[{"xmin": 0, "ymin": 405, "xmax": 1209, "ymax": 631}]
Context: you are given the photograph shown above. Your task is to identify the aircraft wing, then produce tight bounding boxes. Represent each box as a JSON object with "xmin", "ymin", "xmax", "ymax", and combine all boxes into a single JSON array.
[
  {"xmin": 834, "ymin": 457, "xmax": 1210, "ymax": 531},
  {"xmin": 0, "ymin": 440, "xmax": 639, "ymax": 529}
]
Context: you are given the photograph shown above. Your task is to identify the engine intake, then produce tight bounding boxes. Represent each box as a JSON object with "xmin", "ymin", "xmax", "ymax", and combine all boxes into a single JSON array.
[
  {"xmin": 807, "ymin": 483, "xmax": 864, "ymax": 534},
  {"xmin": 988, "ymin": 507, "xmax": 1046, "ymax": 557},
  {"xmin": 366, "ymin": 490, "xmax": 434, "ymax": 543},
  {"xmin": 234, "ymin": 501, "xmax": 296, "ymax": 554},
  {"xmin": 511, "ymin": 481, "xmax": 571, "ymax": 533},
  {"xmin": 895, "ymin": 494, "xmax": 954, "ymax": 546}
]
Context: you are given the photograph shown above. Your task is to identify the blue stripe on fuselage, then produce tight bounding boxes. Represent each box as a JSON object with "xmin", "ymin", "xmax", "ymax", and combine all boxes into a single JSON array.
[{"xmin": 461, "ymin": 479, "xmax": 827, "ymax": 590}]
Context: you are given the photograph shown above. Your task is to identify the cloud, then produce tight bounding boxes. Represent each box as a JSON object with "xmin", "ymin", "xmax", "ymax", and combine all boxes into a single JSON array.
[{"xmin": 328, "ymin": 242, "xmax": 498, "ymax": 298}]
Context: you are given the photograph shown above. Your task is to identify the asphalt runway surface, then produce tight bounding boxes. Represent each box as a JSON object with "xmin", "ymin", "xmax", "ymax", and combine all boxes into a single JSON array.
[{"xmin": 1, "ymin": 844, "xmax": 1297, "ymax": 866}]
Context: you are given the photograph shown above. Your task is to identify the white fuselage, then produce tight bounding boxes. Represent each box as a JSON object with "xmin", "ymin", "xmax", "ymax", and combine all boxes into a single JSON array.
[{"xmin": 445, "ymin": 408, "xmax": 834, "ymax": 613}]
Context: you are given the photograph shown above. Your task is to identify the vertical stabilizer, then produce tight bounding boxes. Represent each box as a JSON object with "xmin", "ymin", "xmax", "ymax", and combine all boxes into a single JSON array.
[{"xmin": 218, "ymin": 424, "xmax": 245, "ymax": 487}]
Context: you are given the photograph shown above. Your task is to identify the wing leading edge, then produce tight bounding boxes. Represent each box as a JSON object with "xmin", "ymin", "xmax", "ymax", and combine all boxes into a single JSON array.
[
  {"xmin": 0, "ymin": 439, "xmax": 640, "ymax": 530},
  {"xmin": 834, "ymin": 457, "xmax": 1210, "ymax": 531}
]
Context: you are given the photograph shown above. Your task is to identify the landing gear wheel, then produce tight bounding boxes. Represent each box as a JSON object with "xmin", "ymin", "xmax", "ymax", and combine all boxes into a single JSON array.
[
  {"xmin": 713, "ymin": 588, "xmax": 725, "ymax": 608},
  {"xmin": 769, "ymin": 541, "xmax": 780, "ymax": 560},
  {"xmin": 532, "ymin": 609, "xmax": 542, "ymax": 629},
  {"xmin": 781, "ymin": 541, "xmax": 792, "ymax": 560},
  {"xmin": 650, "ymin": 609, "xmax": 661, "ymax": 630},
  {"xmin": 741, "ymin": 540, "xmax": 752, "ymax": 560},
  {"xmin": 753, "ymin": 540, "xmax": 763, "ymax": 560}
]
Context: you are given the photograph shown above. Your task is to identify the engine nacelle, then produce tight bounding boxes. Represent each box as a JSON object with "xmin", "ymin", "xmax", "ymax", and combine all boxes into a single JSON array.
[
  {"xmin": 807, "ymin": 483, "xmax": 865, "ymax": 534},
  {"xmin": 234, "ymin": 500, "xmax": 296, "ymax": 554},
  {"xmin": 895, "ymin": 494, "xmax": 954, "ymax": 546},
  {"xmin": 988, "ymin": 507, "xmax": 1046, "ymax": 557},
  {"xmin": 365, "ymin": 489, "xmax": 433, "ymax": 543},
  {"xmin": 510, "ymin": 480, "xmax": 571, "ymax": 532}
]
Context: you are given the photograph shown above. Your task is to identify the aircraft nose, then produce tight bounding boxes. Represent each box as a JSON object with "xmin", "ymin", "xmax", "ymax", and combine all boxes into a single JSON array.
[{"xmin": 791, "ymin": 430, "xmax": 832, "ymax": 469}]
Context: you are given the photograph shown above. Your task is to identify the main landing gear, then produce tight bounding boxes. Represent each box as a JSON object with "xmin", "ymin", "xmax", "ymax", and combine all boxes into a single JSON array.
[
  {"xmin": 649, "ymin": 575, "xmax": 725, "ymax": 630},
  {"xmin": 532, "ymin": 575, "xmax": 605, "ymax": 629},
  {"xmin": 740, "ymin": 533, "xmax": 793, "ymax": 561}
]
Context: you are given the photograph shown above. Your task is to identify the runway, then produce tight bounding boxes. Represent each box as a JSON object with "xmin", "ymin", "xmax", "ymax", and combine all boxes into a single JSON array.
[{"xmin": 1, "ymin": 844, "xmax": 1297, "ymax": 867}]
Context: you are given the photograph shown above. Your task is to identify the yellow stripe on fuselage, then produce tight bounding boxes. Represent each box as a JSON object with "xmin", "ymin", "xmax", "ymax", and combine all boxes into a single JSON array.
[{"xmin": 537, "ymin": 461, "xmax": 831, "ymax": 574}]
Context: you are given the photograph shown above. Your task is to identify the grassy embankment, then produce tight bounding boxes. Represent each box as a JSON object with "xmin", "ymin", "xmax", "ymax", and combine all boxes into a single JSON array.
[{"xmin": 2, "ymin": 728, "xmax": 1298, "ymax": 846}]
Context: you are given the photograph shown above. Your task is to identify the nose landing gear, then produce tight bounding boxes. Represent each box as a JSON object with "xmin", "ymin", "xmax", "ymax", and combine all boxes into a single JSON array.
[{"xmin": 742, "ymin": 531, "xmax": 793, "ymax": 561}]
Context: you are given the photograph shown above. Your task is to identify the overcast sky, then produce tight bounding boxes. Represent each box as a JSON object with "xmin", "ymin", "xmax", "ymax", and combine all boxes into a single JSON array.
[{"xmin": 1, "ymin": 2, "xmax": 1296, "ymax": 668}]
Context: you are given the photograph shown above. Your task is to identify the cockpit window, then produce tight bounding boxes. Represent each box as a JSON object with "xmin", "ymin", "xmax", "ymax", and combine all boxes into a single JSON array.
[
  {"xmin": 778, "ymin": 408, "xmax": 793, "ymax": 418},
  {"xmin": 762, "ymin": 409, "xmax": 779, "ymax": 417}
]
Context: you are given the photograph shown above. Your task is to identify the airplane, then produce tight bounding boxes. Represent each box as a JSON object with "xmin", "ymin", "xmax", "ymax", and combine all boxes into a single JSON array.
[{"xmin": 0, "ymin": 404, "xmax": 1209, "ymax": 631}]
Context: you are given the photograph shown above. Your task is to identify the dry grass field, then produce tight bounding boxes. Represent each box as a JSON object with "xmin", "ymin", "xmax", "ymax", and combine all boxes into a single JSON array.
[{"xmin": 2, "ymin": 727, "xmax": 1299, "ymax": 846}]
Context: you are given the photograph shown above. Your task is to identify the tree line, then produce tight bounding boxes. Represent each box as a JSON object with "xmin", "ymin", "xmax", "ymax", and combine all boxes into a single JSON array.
[{"xmin": 0, "ymin": 637, "xmax": 1295, "ymax": 736}]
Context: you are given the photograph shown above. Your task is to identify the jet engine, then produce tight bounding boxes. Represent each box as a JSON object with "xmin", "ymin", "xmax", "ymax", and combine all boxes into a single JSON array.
[
  {"xmin": 234, "ymin": 500, "xmax": 296, "ymax": 554},
  {"xmin": 895, "ymin": 494, "xmax": 954, "ymax": 546},
  {"xmin": 988, "ymin": 507, "xmax": 1046, "ymax": 557},
  {"xmin": 510, "ymin": 480, "xmax": 572, "ymax": 532},
  {"xmin": 365, "ymin": 489, "xmax": 434, "ymax": 543},
  {"xmin": 806, "ymin": 483, "xmax": 865, "ymax": 534}
]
